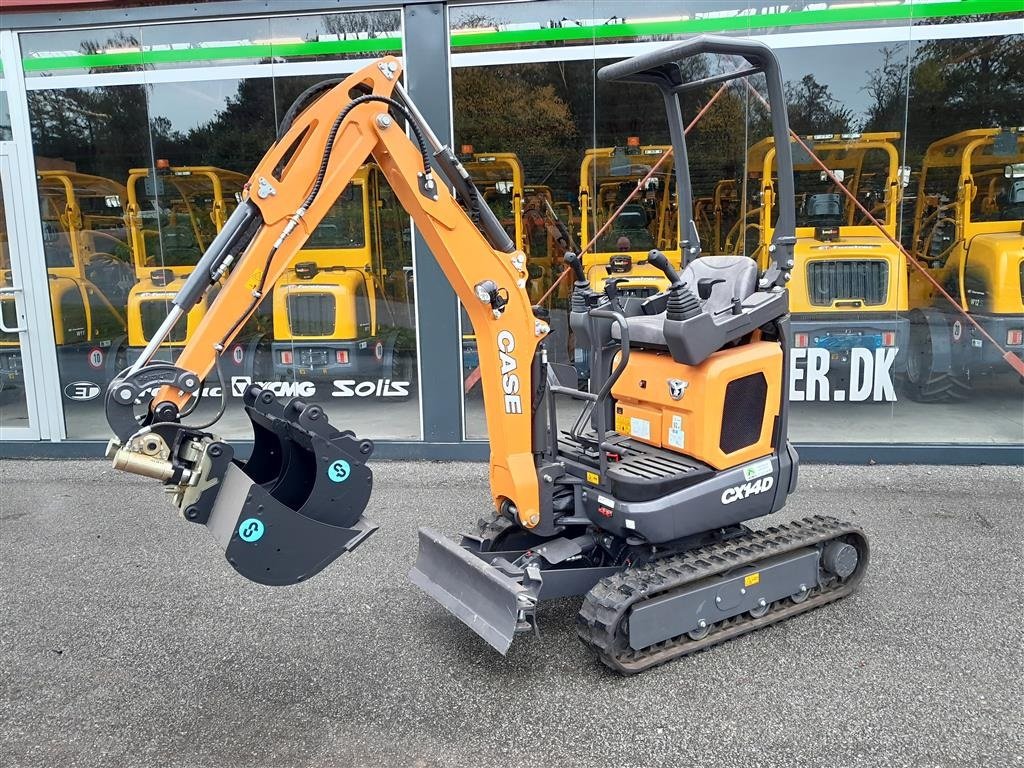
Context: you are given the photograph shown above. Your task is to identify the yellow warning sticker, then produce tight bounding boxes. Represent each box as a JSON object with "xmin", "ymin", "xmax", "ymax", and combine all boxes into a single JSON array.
[
  {"xmin": 614, "ymin": 414, "xmax": 629, "ymax": 434},
  {"xmin": 744, "ymin": 573, "xmax": 760, "ymax": 587},
  {"xmin": 586, "ymin": 471, "xmax": 600, "ymax": 485}
]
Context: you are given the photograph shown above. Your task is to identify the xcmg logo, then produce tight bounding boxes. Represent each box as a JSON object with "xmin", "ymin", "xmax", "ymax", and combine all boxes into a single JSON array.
[
  {"xmin": 230, "ymin": 376, "xmax": 316, "ymax": 398},
  {"xmin": 721, "ymin": 476, "xmax": 774, "ymax": 505}
]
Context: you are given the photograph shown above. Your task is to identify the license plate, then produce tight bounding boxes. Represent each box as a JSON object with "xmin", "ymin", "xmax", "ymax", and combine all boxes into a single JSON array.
[
  {"xmin": 300, "ymin": 350, "xmax": 329, "ymax": 367},
  {"xmin": 815, "ymin": 333, "xmax": 882, "ymax": 351}
]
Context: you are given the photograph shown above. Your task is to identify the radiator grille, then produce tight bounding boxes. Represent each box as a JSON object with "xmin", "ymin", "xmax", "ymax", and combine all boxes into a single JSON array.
[
  {"xmin": 288, "ymin": 293, "xmax": 336, "ymax": 337},
  {"xmin": 807, "ymin": 260, "xmax": 888, "ymax": 307},
  {"xmin": 140, "ymin": 299, "xmax": 185, "ymax": 343}
]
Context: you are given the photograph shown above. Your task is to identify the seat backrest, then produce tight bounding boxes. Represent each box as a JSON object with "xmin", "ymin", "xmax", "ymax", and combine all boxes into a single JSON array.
[{"xmin": 680, "ymin": 255, "xmax": 758, "ymax": 316}]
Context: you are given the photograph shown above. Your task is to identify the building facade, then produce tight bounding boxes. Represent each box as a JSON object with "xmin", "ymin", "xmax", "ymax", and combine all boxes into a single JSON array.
[{"xmin": 0, "ymin": 0, "xmax": 1021, "ymax": 461}]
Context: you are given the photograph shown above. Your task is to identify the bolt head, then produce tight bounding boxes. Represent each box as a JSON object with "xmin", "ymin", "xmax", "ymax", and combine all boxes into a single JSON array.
[{"xmin": 698, "ymin": 620, "xmax": 707, "ymax": 629}]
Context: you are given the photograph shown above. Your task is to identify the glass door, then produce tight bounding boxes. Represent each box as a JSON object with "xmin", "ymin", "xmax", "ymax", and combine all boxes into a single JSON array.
[{"xmin": 0, "ymin": 144, "xmax": 43, "ymax": 439}]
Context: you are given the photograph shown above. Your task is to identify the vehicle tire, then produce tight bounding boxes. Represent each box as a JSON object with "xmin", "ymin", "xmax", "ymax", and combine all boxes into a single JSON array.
[
  {"xmin": 902, "ymin": 316, "xmax": 970, "ymax": 403},
  {"xmin": 389, "ymin": 338, "xmax": 417, "ymax": 401}
]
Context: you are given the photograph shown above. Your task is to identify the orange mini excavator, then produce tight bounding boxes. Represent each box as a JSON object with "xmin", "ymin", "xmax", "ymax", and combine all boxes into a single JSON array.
[{"xmin": 105, "ymin": 37, "xmax": 868, "ymax": 674}]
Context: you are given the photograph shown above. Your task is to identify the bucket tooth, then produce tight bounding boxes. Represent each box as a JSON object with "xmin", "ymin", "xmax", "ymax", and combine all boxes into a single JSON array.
[{"xmin": 410, "ymin": 527, "xmax": 534, "ymax": 655}]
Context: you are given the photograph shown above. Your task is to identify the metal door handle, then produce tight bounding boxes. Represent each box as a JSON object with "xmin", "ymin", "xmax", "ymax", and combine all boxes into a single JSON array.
[{"xmin": 0, "ymin": 286, "xmax": 27, "ymax": 333}]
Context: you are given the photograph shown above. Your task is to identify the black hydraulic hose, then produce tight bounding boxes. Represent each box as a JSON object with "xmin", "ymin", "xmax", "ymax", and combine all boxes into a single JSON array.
[
  {"xmin": 277, "ymin": 78, "xmax": 345, "ymax": 140},
  {"xmin": 215, "ymin": 93, "xmax": 431, "ymax": 352},
  {"xmin": 304, "ymin": 94, "xmax": 431, "ymax": 212}
]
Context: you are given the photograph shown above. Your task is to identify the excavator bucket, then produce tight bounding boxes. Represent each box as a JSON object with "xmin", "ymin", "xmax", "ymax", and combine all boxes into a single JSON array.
[
  {"xmin": 409, "ymin": 527, "xmax": 534, "ymax": 654},
  {"xmin": 194, "ymin": 386, "xmax": 378, "ymax": 586}
]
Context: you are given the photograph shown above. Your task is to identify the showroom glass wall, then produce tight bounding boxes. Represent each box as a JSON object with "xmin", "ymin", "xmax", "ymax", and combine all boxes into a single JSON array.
[
  {"xmin": 13, "ymin": 8, "xmax": 421, "ymax": 441},
  {"xmin": 451, "ymin": 0, "xmax": 1024, "ymax": 446},
  {"xmin": 0, "ymin": 0, "xmax": 1021, "ymax": 457}
]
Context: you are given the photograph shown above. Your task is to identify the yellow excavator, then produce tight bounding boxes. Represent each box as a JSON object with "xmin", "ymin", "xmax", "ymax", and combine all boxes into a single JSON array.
[
  {"xmin": 747, "ymin": 133, "xmax": 910, "ymax": 396},
  {"xmin": 574, "ymin": 139, "xmax": 683, "ymax": 382},
  {"xmin": 694, "ymin": 179, "xmax": 746, "ymax": 256},
  {"xmin": 271, "ymin": 162, "xmax": 415, "ymax": 392},
  {"xmin": 1, "ymin": 171, "xmax": 134, "ymax": 397},
  {"xmin": 103, "ymin": 39, "xmax": 868, "ymax": 674},
  {"xmin": 458, "ymin": 149, "xmax": 565, "ymax": 301},
  {"xmin": 906, "ymin": 127, "xmax": 1024, "ymax": 401},
  {"xmin": 457, "ymin": 151, "xmax": 568, "ymax": 382}
]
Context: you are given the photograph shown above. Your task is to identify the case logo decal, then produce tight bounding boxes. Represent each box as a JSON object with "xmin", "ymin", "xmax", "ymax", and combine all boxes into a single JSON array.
[{"xmin": 497, "ymin": 330, "xmax": 522, "ymax": 414}]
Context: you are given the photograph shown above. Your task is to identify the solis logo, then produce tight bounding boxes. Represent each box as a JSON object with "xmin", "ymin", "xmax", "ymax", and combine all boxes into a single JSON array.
[
  {"xmin": 497, "ymin": 330, "xmax": 522, "ymax": 414},
  {"xmin": 332, "ymin": 379, "xmax": 410, "ymax": 398}
]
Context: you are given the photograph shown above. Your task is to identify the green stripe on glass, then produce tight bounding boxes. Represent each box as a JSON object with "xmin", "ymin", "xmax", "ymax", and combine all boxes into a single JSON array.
[
  {"xmin": 22, "ymin": 36, "xmax": 403, "ymax": 73},
  {"xmin": 449, "ymin": 0, "xmax": 1019, "ymax": 48}
]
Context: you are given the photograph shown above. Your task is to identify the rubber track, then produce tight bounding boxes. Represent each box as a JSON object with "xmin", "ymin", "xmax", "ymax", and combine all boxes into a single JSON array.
[{"xmin": 576, "ymin": 515, "xmax": 869, "ymax": 674}]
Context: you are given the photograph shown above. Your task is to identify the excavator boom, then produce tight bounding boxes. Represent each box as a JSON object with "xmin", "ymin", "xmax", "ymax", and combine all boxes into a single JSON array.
[{"xmin": 105, "ymin": 55, "xmax": 546, "ymax": 582}]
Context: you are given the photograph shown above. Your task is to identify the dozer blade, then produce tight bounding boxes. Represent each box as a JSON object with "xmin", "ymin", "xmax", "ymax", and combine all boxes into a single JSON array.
[
  {"xmin": 184, "ymin": 386, "xmax": 379, "ymax": 586},
  {"xmin": 409, "ymin": 527, "xmax": 534, "ymax": 655}
]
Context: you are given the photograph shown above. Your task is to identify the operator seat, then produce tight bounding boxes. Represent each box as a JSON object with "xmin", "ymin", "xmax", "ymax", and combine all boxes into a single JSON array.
[{"xmin": 613, "ymin": 256, "xmax": 760, "ymax": 351}]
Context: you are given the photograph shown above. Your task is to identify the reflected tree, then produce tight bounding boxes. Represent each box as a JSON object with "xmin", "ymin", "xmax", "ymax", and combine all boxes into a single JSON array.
[
  {"xmin": 453, "ymin": 65, "xmax": 577, "ymax": 187},
  {"xmin": 908, "ymin": 35, "xmax": 1023, "ymax": 156},
  {"xmin": 785, "ymin": 74, "xmax": 854, "ymax": 135},
  {"xmin": 862, "ymin": 46, "xmax": 910, "ymax": 134}
]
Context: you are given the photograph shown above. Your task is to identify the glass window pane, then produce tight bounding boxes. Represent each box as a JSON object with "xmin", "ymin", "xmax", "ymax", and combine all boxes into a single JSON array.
[{"xmin": 25, "ymin": 8, "xmax": 419, "ymax": 441}]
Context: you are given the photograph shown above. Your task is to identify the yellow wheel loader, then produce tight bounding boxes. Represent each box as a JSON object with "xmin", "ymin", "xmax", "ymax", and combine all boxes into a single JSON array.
[
  {"xmin": 906, "ymin": 127, "xmax": 1024, "ymax": 401},
  {"xmin": 1, "ymin": 171, "xmax": 134, "ymax": 398},
  {"xmin": 103, "ymin": 38, "xmax": 868, "ymax": 675},
  {"xmin": 271, "ymin": 162, "xmax": 414, "ymax": 396},
  {"xmin": 747, "ymin": 133, "xmax": 910, "ymax": 399}
]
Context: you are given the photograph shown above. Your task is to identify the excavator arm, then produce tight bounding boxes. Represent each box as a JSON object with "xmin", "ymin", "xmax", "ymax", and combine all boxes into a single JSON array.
[{"xmin": 105, "ymin": 56, "xmax": 546, "ymax": 583}]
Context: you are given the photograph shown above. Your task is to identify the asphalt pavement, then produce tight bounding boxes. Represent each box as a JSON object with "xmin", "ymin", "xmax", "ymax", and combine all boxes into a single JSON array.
[{"xmin": 1, "ymin": 459, "xmax": 1022, "ymax": 768}]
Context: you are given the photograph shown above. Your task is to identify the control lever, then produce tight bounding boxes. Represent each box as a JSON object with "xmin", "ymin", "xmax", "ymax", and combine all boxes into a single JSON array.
[
  {"xmin": 646, "ymin": 249, "xmax": 683, "ymax": 286},
  {"xmin": 647, "ymin": 249, "xmax": 701, "ymax": 322},
  {"xmin": 564, "ymin": 251, "xmax": 586, "ymax": 283},
  {"xmin": 603, "ymin": 277, "xmax": 628, "ymax": 312}
]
